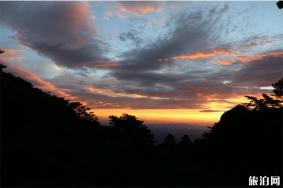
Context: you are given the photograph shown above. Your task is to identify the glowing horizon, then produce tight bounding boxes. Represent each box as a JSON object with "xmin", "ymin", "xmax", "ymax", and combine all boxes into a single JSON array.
[
  {"xmin": 90, "ymin": 95, "xmax": 251, "ymax": 125},
  {"xmin": 91, "ymin": 108, "xmax": 223, "ymax": 125}
]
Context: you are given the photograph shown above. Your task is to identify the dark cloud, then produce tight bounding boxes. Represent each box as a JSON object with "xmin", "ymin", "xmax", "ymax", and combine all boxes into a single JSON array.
[
  {"xmin": 48, "ymin": 71, "xmax": 242, "ymax": 110},
  {"xmin": 104, "ymin": 5, "xmax": 235, "ymax": 107},
  {"xmin": 44, "ymin": 52, "xmax": 282, "ymax": 110},
  {"xmin": 119, "ymin": 29, "xmax": 143, "ymax": 47},
  {"xmin": 70, "ymin": 91, "xmax": 204, "ymax": 109},
  {"xmin": 98, "ymin": 54, "xmax": 282, "ymax": 109},
  {"xmin": 208, "ymin": 4, "xmax": 229, "ymax": 17},
  {"xmin": 232, "ymin": 55, "xmax": 283, "ymax": 87},
  {"xmin": 111, "ymin": 6, "xmax": 229, "ymax": 83},
  {"xmin": 0, "ymin": 2, "xmax": 108, "ymax": 68}
]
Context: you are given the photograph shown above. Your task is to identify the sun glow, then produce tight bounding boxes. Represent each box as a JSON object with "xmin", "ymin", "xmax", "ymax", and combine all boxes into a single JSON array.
[
  {"xmin": 90, "ymin": 96, "xmax": 250, "ymax": 126},
  {"xmin": 91, "ymin": 108, "xmax": 224, "ymax": 126}
]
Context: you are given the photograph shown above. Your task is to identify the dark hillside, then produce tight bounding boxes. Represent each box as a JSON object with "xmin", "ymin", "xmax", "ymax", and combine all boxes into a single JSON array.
[
  {"xmin": 1, "ymin": 66, "xmax": 104, "ymax": 186},
  {"xmin": 1, "ymin": 65, "xmax": 156, "ymax": 186},
  {"xmin": 197, "ymin": 104, "xmax": 282, "ymax": 186}
]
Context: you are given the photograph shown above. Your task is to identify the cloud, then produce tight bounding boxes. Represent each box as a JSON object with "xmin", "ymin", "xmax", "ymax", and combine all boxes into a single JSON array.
[
  {"xmin": 89, "ymin": 60, "xmax": 122, "ymax": 69},
  {"xmin": 108, "ymin": 2, "xmax": 163, "ymax": 17},
  {"xmin": 1, "ymin": 60, "xmax": 77, "ymax": 100},
  {"xmin": 0, "ymin": 47, "xmax": 24, "ymax": 62},
  {"xmin": 103, "ymin": 51, "xmax": 281, "ymax": 110},
  {"xmin": 238, "ymin": 35, "xmax": 274, "ymax": 49},
  {"xmin": 119, "ymin": 29, "xmax": 143, "ymax": 47},
  {"xmin": 114, "ymin": 10, "xmax": 218, "ymax": 72},
  {"xmin": 91, "ymin": 4, "xmax": 269, "ymax": 110},
  {"xmin": 213, "ymin": 50, "xmax": 283, "ymax": 65},
  {"xmin": 231, "ymin": 55, "xmax": 283, "ymax": 87},
  {"xmin": 110, "ymin": 5, "xmax": 229, "ymax": 87},
  {"xmin": 0, "ymin": 2, "xmax": 108, "ymax": 68},
  {"xmin": 86, "ymin": 86, "xmax": 168, "ymax": 100},
  {"xmin": 7, "ymin": 48, "xmax": 279, "ymax": 111},
  {"xmin": 172, "ymin": 48, "xmax": 231, "ymax": 60}
]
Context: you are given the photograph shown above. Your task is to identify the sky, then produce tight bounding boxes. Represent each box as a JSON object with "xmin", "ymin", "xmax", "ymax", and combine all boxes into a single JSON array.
[{"xmin": 0, "ymin": 1, "xmax": 283, "ymax": 128}]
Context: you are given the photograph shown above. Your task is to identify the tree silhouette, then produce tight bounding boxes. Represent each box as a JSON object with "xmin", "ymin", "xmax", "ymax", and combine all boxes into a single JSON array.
[
  {"xmin": 272, "ymin": 78, "xmax": 283, "ymax": 97},
  {"xmin": 162, "ymin": 134, "xmax": 176, "ymax": 146},
  {"xmin": 109, "ymin": 113, "xmax": 154, "ymax": 148},
  {"xmin": 69, "ymin": 102, "xmax": 99, "ymax": 123},
  {"xmin": 245, "ymin": 78, "xmax": 283, "ymax": 110},
  {"xmin": 245, "ymin": 95, "xmax": 266, "ymax": 110},
  {"xmin": 262, "ymin": 93, "xmax": 282, "ymax": 108},
  {"xmin": 179, "ymin": 134, "xmax": 192, "ymax": 146}
]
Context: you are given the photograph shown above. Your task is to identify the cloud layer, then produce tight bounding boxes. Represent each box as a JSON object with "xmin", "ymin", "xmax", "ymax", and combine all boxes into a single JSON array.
[
  {"xmin": 0, "ymin": 2, "xmax": 108, "ymax": 68},
  {"xmin": 1, "ymin": 1, "xmax": 282, "ymax": 113}
]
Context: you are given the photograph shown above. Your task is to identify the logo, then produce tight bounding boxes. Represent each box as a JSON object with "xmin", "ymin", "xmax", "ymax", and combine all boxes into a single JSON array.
[{"xmin": 249, "ymin": 176, "xmax": 280, "ymax": 186}]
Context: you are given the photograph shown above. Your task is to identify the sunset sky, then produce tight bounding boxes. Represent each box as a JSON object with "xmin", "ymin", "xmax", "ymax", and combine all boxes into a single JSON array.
[{"xmin": 1, "ymin": 1, "xmax": 283, "ymax": 127}]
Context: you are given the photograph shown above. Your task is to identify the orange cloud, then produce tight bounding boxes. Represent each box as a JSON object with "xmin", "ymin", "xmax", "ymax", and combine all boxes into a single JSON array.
[
  {"xmin": 90, "ymin": 60, "xmax": 121, "ymax": 69},
  {"xmin": 108, "ymin": 2, "xmax": 163, "ymax": 17},
  {"xmin": 2, "ymin": 61, "xmax": 77, "ymax": 101},
  {"xmin": 63, "ymin": 2, "xmax": 96, "ymax": 49},
  {"xmin": 172, "ymin": 48, "xmax": 231, "ymax": 60},
  {"xmin": 65, "ymin": 2, "xmax": 92, "ymax": 32},
  {"xmin": 0, "ymin": 47, "xmax": 24, "ymax": 61},
  {"xmin": 199, "ymin": 93, "xmax": 263, "ymax": 113},
  {"xmin": 213, "ymin": 50, "xmax": 283, "ymax": 65}
]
